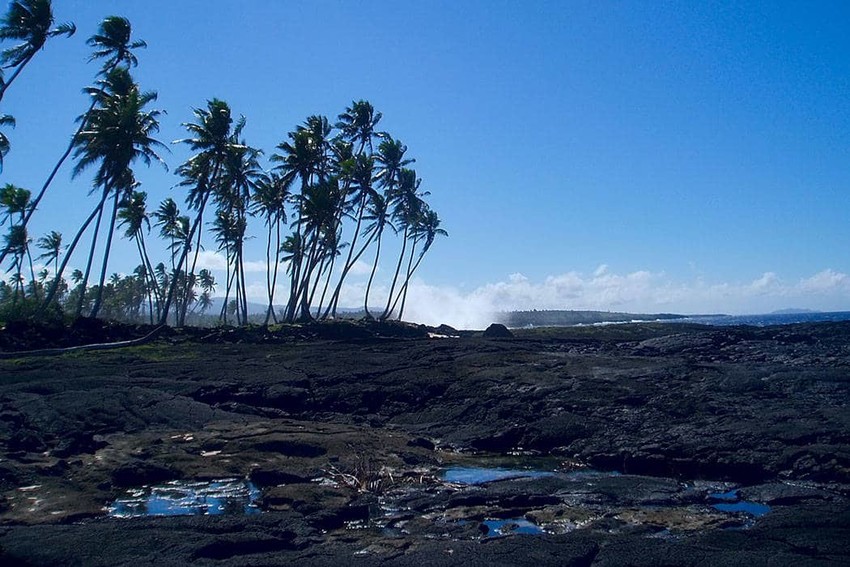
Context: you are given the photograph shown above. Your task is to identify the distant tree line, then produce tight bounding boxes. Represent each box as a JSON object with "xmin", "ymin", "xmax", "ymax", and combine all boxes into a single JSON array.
[{"xmin": 0, "ymin": 0, "xmax": 446, "ymax": 326}]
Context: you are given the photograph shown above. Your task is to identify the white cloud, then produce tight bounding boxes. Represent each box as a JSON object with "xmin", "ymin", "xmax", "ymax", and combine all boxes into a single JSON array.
[
  {"xmin": 799, "ymin": 269, "xmax": 850, "ymax": 293},
  {"xmin": 348, "ymin": 260, "xmax": 373, "ymax": 276},
  {"xmin": 195, "ymin": 250, "xmax": 267, "ymax": 273}
]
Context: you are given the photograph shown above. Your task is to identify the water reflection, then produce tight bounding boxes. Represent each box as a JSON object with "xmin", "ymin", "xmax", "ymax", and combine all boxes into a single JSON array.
[
  {"xmin": 442, "ymin": 467, "xmax": 554, "ymax": 484},
  {"xmin": 108, "ymin": 478, "xmax": 261, "ymax": 518}
]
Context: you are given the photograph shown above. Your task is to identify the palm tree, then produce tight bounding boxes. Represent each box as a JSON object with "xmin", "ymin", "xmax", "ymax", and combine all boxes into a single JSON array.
[
  {"xmin": 325, "ymin": 153, "xmax": 376, "ymax": 318},
  {"xmin": 152, "ymin": 198, "xmax": 180, "ymax": 267},
  {"xmin": 87, "ymin": 15, "xmax": 146, "ymax": 69},
  {"xmin": 0, "ymin": 114, "xmax": 14, "ymax": 172},
  {"xmin": 0, "ymin": 184, "xmax": 37, "ymax": 303},
  {"xmin": 271, "ymin": 115, "xmax": 333, "ymax": 321},
  {"xmin": 336, "ymin": 99, "xmax": 383, "ymax": 154},
  {"xmin": 41, "ymin": 68, "xmax": 166, "ymax": 316},
  {"xmin": 0, "ymin": 0, "xmax": 75, "ymax": 101},
  {"xmin": 362, "ymin": 191, "xmax": 392, "ymax": 318},
  {"xmin": 380, "ymin": 168, "xmax": 424, "ymax": 320},
  {"xmin": 161, "ymin": 98, "xmax": 235, "ymax": 325},
  {"xmin": 215, "ymin": 123, "xmax": 262, "ymax": 324},
  {"xmin": 0, "ymin": 15, "xmax": 145, "ymax": 270},
  {"xmin": 118, "ymin": 190, "xmax": 160, "ymax": 322},
  {"xmin": 296, "ymin": 176, "xmax": 341, "ymax": 320},
  {"xmin": 35, "ymin": 229, "xmax": 62, "ymax": 275},
  {"xmin": 251, "ymin": 172, "xmax": 290, "ymax": 325},
  {"xmin": 390, "ymin": 207, "xmax": 446, "ymax": 320}
]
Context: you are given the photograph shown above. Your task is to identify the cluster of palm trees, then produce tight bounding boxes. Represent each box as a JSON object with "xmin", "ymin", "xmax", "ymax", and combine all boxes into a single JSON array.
[{"xmin": 0, "ymin": 0, "xmax": 446, "ymax": 326}]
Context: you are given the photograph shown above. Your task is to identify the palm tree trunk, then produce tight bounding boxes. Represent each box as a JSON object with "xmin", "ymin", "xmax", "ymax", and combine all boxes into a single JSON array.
[
  {"xmin": 364, "ymin": 228, "xmax": 383, "ymax": 319},
  {"xmin": 316, "ymin": 247, "xmax": 338, "ymax": 318},
  {"xmin": 90, "ymin": 190, "xmax": 121, "ymax": 318},
  {"xmin": 328, "ymin": 196, "xmax": 367, "ymax": 317},
  {"xmin": 40, "ymin": 196, "xmax": 107, "ymax": 312},
  {"xmin": 311, "ymin": 255, "xmax": 329, "ymax": 314},
  {"xmin": 240, "ymin": 246, "xmax": 248, "ymax": 323},
  {"xmin": 76, "ymin": 189, "xmax": 109, "ymax": 317},
  {"xmin": 324, "ymin": 226, "xmax": 377, "ymax": 319},
  {"xmin": 263, "ymin": 222, "xmax": 274, "ymax": 325},
  {"xmin": 0, "ymin": 66, "xmax": 120, "ymax": 269},
  {"xmin": 135, "ymin": 236, "xmax": 155, "ymax": 323},
  {"xmin": 389, "ymin": 239, "xmax": 418, "ymax": 319},
  {"xmin": 219, "ymin": 246, "xmax": 232, "ymax": 324},
  {"xmin": 138, "ymin": 231, "xmax": 161, "ymax": 320},
  {"xmin": 0, "ymin": 52, "xmax": 35, "ymax": 102},
  {"xmin": 25, "ymin": 245, "xmax": 39, "ymax": 302},
  {"xmin": 380, "ymin": 227, "xmax": 408, "ymax": 320},
  {"xmin": 159, "ymin": 193, "xmax": 209, "ymax": 326}
]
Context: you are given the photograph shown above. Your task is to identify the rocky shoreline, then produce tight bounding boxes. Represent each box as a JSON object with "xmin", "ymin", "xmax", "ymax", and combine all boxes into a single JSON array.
[{"xmin": 0, "ymin": 320, "xmax": 848, "ymax": 565}]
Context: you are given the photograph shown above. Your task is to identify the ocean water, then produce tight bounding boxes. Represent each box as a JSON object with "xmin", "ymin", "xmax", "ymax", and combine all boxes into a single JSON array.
[{"xmin": 676, "ymin": 311, "xmax": 850, "ymax": 327}]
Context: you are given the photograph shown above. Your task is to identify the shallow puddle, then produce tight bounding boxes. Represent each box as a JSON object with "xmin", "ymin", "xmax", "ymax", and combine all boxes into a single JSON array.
[
  {"xmin": 483, "ymin": 518, "xmax": 544, "ymax": 536},
  {"xmin": 709, "ymin": 490, "xmax": 771, "ymax": 517},
  {"xmin": 442, "ymin": 466, "xmax": 555, "ymax": 484},
  {"xmin": 108, "ymin": 478, "xmax": 261, "ymax": 518}
]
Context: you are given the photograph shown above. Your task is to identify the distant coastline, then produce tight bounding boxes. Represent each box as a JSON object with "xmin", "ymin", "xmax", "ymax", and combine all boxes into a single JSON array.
[{"xmin": 496, "ymin": 309, "xmax": 850, "ymax": 328}]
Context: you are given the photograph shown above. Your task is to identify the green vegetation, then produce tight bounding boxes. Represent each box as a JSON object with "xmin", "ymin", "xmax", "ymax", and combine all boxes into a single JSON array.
[{"xmin": 0, "ymin": 2, "xmax": 446, "ymax": 327}]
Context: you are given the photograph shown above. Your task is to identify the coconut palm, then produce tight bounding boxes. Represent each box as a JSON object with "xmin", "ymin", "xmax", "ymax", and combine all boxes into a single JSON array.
[
  {"xmin": 336, "ymin": 99, "xmax": 383, "ymax": 154},
  {"xmin": 362, "ymin": 192, "xmax": 392, "ymax": 318},
  {"xmin": 118, "ymin": 190, "xmax": 160, "ymax": 322},
  {"xmin": 271, "ymin": 116, "xmax": 333, "ymax": 321},
  {"xmin": 87, "ymin": 15, "xmax": 146, "ymax": 69},
  {"xmin": 41, "ymin": 68, "xmax": 165, "ymax": 316},
  {"xmin": 251, "ymin": 172, "xmax": 290, "ymax": 324},
  {"xmin": 35, "ymin": 229, "xmax": 62, "ymax": 275},
  {"xmin": 160, "ymin": 98, "xmax": 235, "ymax": 325},
  {"xmin": 0, "ymin": 185, "xmax": 37, "ymax": 303},
  {"xmin": 215, "ymin": 124, "xmax": 262, "ymax": 323},
  {"xmin": 0, "ymin": 0, "xmax": 75, "ymax": 101},
  {"xmin": 380, "ymin": 168, "xmax": 425, "ymax": 320},
  {"xmin": 296, "ymin": 176, "xmax": 341, "ymax": 320},
  {"xmin": 389, "ymin": 207, "xmax": 446, "ymax": 320},
  {"xmin": 325, "ymin": 153, "xmax": 376, "ymax": 317},
  {"xmin": 0, "ymin": 16, "xmax": 146, "ymax": 271},
  {"xmin": 0, "ymin": 113, "xmax": 14, "ymax": 172}
]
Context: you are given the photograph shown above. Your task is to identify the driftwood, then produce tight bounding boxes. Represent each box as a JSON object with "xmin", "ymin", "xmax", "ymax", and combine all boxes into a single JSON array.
[{"xmin": 0, "ymin": 325, "xmax": 166, "ymax": 359}]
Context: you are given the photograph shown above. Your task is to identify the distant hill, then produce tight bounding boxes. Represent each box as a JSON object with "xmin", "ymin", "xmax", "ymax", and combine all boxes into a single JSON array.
[
  {"xmin": 496, "ymin": 310, "xmax": 687, "ymax": 328},
  {"xmin": 770, "ymin": 308, "xmax": 821, "ymax": 315}
]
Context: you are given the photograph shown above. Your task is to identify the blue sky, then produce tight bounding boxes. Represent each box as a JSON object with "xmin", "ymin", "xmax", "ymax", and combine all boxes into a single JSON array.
[{"xmin": 2, "ymin": 1, "xmax": 849, "ymax": 326}]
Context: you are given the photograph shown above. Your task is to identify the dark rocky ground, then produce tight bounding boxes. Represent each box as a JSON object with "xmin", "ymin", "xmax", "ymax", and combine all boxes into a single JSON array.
[{"xmin": 0, "ymin": 319, "xmax": 848, "ymax": 565}]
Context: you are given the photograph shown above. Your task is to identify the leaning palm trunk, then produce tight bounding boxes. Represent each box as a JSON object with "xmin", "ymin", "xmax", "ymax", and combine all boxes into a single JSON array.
[
  {"xmin": 219, "ymin": 246, "xmax": 232, "ymax": 324},
  {"xmin": 263, "ymin": 220, "xmax": 277, "ymax": 325},
  {"xmin": 393, "ymin": 241, "xmax": 431, "ymax": 321},
  {"xmin": 75, "ymin": 190, "xmax": 108, "ymax": 316},
  {"xmin": 327, "ymin": 196, "xmax": 368, "ymax": 317},
  {"xmin": 138, "ymin": 232, "xmax": 161, "ymax": 321},
  {"xmin": 380, "ymin": 227, "xmax": 408, "ymax": 320},
  {"xmin": 0, "ymin": 55, "xmax": 126, "ymax": 269},
  {"xmin": 311, "ymin": 254, "xmax": 331, "ymax": 315},
  {"xmin": 25, "ymin": 245, "xmax": 39, "ymax": 303},
  {"xmin": 159, "ymin": 193, "xmax": 209, "ymax": 325},
  {"xmin": 296, "ymin": 232, "xmax": 321, "ymax": 321},
  {"xmin": 323, "ymin": 227, "xmax": 377, "ymax": 319},
  {"xmin": 40, "ymin": 191, "xmax": 111, "ymax": 312},
  {"xmin": 388, "ymin": 238, "xmax": 419, "ymax": 320},
  {"xmin": 90, "ymin": 190, "xmax": 121, "ymax": 318},
  {"xmin": 0, "ymin": 52, "xmax": 35, "ymax": 103},
  {"xmin": 363, "ymin": 228, "xmax": 384, "ymax": 319}
]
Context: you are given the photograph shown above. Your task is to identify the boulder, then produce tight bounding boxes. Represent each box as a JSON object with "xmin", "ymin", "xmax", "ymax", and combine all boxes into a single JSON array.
[{"xmin": 482, "ymin": 323, "xmax": 514, "ymax": 338}]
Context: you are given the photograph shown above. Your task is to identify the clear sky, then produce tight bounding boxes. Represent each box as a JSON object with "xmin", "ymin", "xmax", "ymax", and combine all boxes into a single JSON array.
[{"xmin": 2, "ymin": 0, "xmax": 849, "ymax": 327}]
